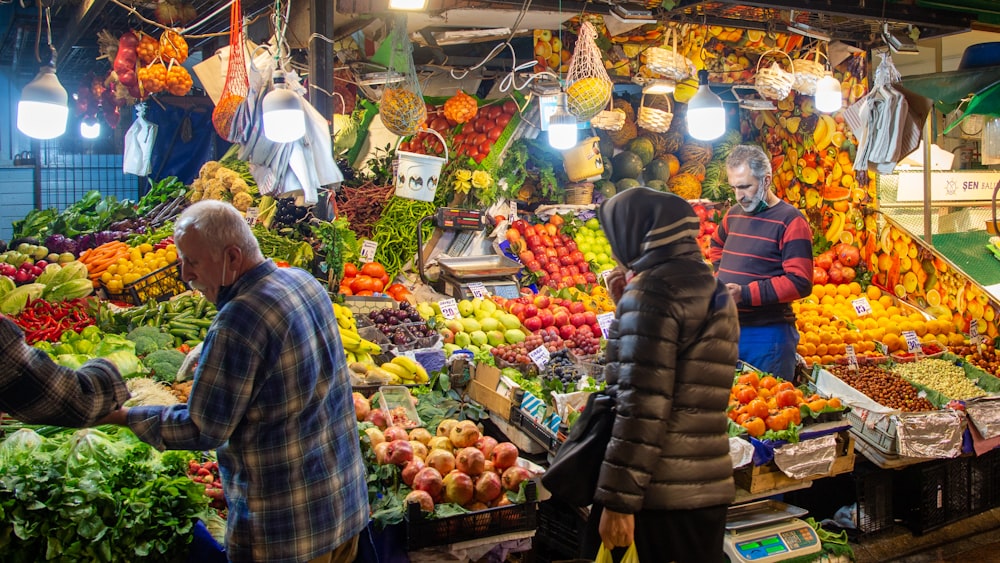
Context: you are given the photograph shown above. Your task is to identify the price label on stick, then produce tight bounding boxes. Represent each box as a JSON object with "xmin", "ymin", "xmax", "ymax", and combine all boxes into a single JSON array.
[
  {"xmin": 509, "ymin": 202, "xmax": 517, "ymax": 220},
  {"xmin": 360, "ymin": 240, "xmax": 378, "ymax": 264},
  {"xmin": 599, "ymin": 269, "xmax": 614, "ymax": 289},
  {"xmin": 971, "ymin": 321, "xmax": 981, "ymax": 347},
  {"xmin": 528, "ymin": 345, "xmax": 551, "ymax": 369},
  {"xmin": 875, "ymin": 341, "xmax": 889, "ymax": 356},
  {"xmin": 597, "ymin": 312, "xmax": 615, "ymax": 339},
  {"xmin": 903, "ymin": 330, "xmax": 922, "ymax": 355},
  {"xmin": 851, "ymin": 297, "xmax": 873, "ymax": 317},
  {"xmin": 438, "ymin": 298, "xmax": 459, "ymax": 320},
  {"xmin": 845, "ymin": 344, "xmax": 859, "ymax": 371},
  {"xmin": 245, "ymin": 207, "xmax": 260, "ymax": 226},
  {"xmin": 467, "ymin": 282, "xmax": 489, "ymax": 299}
]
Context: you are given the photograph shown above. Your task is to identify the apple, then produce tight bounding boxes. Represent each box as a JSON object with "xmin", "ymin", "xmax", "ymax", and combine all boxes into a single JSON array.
[
  {"xmin": 570, "ymin": 313, "xmax": 587, "ymax": 327},
  {"xmin": 523, "ymin": 304, "xmax": 538, "ymax": 318},
  {"xmin": 537, "ymin": 310, "xmax": 554, "ymax": 328},
  {"xmin": 518, "ymin": 250, "xmax": 535, "ymax": 263},
  {"xmin": 449, "ymin": 420, "xmax": 481, "ymax": 448},
  {"xmin": 569, "ymin": 301, "xmax": 586, "ymax": 314},
  {"xmin": 552, "ymin": 310, "xmax": 570, "ymax": 327},
  {"xmin": 523, "ymin": 316, "xmax": 542, "ymax": 332},
  {"xmin": 426, "ymin": 449, "xmax": 456, "ymax": 475},
  {"xmin": 502, "ymin": 465, "xmax": 533, "ymax": 491},
  {"xmin": 534, "ymin": 295, "xmax": 551, "ymax": 309},
  {"xmin": 474, "ymin": 471, "xmax": 503, "ymax": 503},
  {"xmin": 405, "ymin": 489, "xmax": 435, "ymax": 512},
  {"xmin": 413, "ymin": 467, "xmax": 444, "ymax": 500},
  {"xmin": 560, "ymin": 324, "xmax": 576, "ymax": 340},
  {"xmin": 583, "ymin": 311, "xmax": 598, "ymax": 325}
]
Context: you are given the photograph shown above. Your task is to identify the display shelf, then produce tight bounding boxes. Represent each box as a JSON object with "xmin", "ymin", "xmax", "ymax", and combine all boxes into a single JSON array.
[{"xmin": 932, "ymin": 231, "xmax": 1000, "ymax": 287}]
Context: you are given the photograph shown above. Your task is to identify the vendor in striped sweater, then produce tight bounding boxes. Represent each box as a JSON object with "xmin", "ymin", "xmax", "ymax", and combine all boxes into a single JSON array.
[{"xmin": 709, "ymin": 144, "xmax": 813, "ymax": 379}]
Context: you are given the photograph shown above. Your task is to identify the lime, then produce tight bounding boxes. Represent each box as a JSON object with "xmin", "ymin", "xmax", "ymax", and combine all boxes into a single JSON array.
[{"xmin": 585, "ymin": 218, "xmax": 601, "ymax": 231}]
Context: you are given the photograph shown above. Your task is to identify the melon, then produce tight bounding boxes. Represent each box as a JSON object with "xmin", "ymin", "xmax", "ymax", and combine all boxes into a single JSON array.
[
  {"xmin": 646, "ymin": 180, "xmax": 667, "ymax": 192},
  {"xmin": 667, "ymin": 173, "xmax": 703, "ymax": 200},
  {"xmin": 678, "ymin": 142, "xmax": 714, "ymax": 165},
  {"xmin": 596, "ymin": 180, "xmax": 617, "ymax": 198},
  {"xmin": 627, "ymin": 137, "xmax": 655, "ymax": 166},
  {"xmin": 611, "ymin": 151, "xmax": 644, "ymax": 181},
  {"xmin": 644, "ymin": 159, "xmax": 672, "ymax": 183},
  {"xmin": 616, "ymin": 178, "xmax": 641, "ymax": 192}
]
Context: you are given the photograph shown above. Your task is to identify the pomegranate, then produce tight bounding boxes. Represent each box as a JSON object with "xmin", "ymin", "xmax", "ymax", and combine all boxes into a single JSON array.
[
  {"xmin": 474, "ymin": 471, "xmax": 503, "ymax": 503},
  {"xmin": 501, "ymin": 465, "xmax": 532, "ymax": 491},
  {"xmin": 373, "ymin": 441, "xmax": 390, "ymax": 464},
  {"xmin": 409, "ymin": 440, "xmax": 428, "ymax": 460},
  {"xmin": 442, "ymin": 471, "xmax": 475, "ymax": 506},
  {"xmin": 436, "ymin": 418, "xmax": 460, "ymax": 437},
  {"xmin": 402, "ymin": 459, "xmax": 425, "ymax": 486},
  {"xmin": 385, "ymin": 439, "xmax": 414, "ymax": 466},
  {"xmin": 365, "ymin": 408, "xmax": 388, "ymax": 429},
  {"xmin": 425, "ymin": 449, "xmax": 456, "ymax": 475},
  {"xmin": 412, "ymin": 467, "xmax": 444, "ymax": 500},
  {"xmin": 455, "ymin": 447, "xmax": 486, "ymax": 476},
  {"xmin": 490, "ymin": 442, "xmax": 519, "ymax": 471},
  {"xmin": 409, "ymin": 427, "xmax": 433, "ymax": 445},
  {"xmin": 449, "ymin": 420, "xmax": 481, "ymax": 448},
  {"xmin": 427, "ymin": 436, "xmax": 453, "ymax": 452},
  {"xmin": 353, "ymin": 392, "xmax": 370, "ymax": 421},
  {"xmin": 474, "ymin": 435, "xmax": 498, "ymax": 458},
  {"xmin": 363, "ymin": 427, "xmax": 385, "ymax": 447},
  {"xmin": 383, "ymin": 426, "xmax": 409, "ymax": 442},
  {"xmin": 405, "ymin": 489, "xmax": 435, "ymax": 512}
]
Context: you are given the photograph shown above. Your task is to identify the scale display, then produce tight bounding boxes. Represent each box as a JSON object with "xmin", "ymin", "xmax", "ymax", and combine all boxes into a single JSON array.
[
  {"xmin": 442, "ymin": 278, "xmax": 521, "ymax": 300},
  {"xmin": 436, "ymin": 208, "xmax": 484, "ymax": 231},
  {"xmin": 731, "ymin": 525, "xmax": 818, "ymax": 561}
]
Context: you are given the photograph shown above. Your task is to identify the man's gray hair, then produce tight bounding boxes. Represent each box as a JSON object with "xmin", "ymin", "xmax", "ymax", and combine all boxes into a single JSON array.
[
  {"xmin": 175, "ymin": 200, "xmax": 264, "ymax": 262},
  {"xmin": 726, "ymin": 144, "xmax": 772, "ymax": 185}
]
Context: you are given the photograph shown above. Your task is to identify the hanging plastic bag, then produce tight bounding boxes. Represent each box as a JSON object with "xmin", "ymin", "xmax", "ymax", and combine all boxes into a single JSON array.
[
  {"xmin": 565, "ymin": 21, "xmax": 613, "ymax": 121},
  {"xmin": 123, "ymin": 103, "xmax": 157, "ymax": 176},
  {"xmin": 595, "ymin": 543, "xmax": 639, "ymax": 563},
  {"xmin": 379, "ymin": 15, "xmax": 427, "ymax": 137}
]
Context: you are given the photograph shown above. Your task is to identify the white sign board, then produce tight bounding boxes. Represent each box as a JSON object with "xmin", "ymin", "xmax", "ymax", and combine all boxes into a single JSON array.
[{"xmin": 896, "ymin": 171, "xmax": 1000, "ymax": 203}]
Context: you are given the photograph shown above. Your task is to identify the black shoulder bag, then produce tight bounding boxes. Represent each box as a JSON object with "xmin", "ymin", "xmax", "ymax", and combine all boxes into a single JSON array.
[{"xmin": 540, "ymin": 386, "xmax": 616, "ymax": 507}]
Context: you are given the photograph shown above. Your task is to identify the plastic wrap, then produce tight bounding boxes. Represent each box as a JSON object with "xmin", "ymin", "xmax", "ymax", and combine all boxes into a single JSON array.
[
  {"xmin": 773, "ymin": 433, "xmax": 837, "ymax": 479},
  {"xmin": 966, "ymin": 396, "xmax": 1000, "ymax": 439},
  {"xmin": 895, "ymin": 409, "xmax": 965, "ymax": 458},
  {"xmin": 729, "ymin": 436, "xmax": 754, "ymax": 469}
]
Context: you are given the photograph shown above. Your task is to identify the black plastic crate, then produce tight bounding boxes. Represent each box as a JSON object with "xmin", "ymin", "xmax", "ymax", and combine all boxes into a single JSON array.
[
  {"xmin": 535, "ymin": 499, "xmax": 588, "ymax": 559},
  {"xmin": 509, "ymin": 407, "xmax": 563, "ymax": 455},
  {"xmin": 895, "ymin": 457, "xmax": 970, "ymax": 535},
  {"xmin": 970, "ymin": 448, "xmax": 1000, "ymax": 514},
  {"xmin": 404, "ymin": 481, "xmax": 537, "ymax": 550},
  {"xmin": 856, "ymin": 466, "xmax": 894, "ymax": 539},
  {"xmin": 101, "ymin": 262, "xmax": 189, "ymax": 305}
]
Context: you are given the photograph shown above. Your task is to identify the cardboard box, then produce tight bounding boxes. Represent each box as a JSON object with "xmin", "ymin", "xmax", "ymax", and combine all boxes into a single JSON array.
[{"xmin": 468, "ymin": 364, "xmax": 516, "ymax": 420}]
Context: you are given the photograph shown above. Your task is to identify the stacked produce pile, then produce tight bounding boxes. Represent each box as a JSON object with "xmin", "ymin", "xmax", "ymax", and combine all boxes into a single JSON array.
[{"xmin": 727, "ymin": 370, "xmax": 845, "ymax": 440}]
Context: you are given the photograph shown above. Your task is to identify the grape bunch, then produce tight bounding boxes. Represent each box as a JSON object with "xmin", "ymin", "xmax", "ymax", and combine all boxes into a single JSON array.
[
  {"xmin": 272, "ymin": 198, "xmax": 312, "ymax": 228},
  {"xmin": 542, "ymin": 350, "xmax": 585, "ymax": 391},
  {"xmin": 565, "ymin": 330, "xmax": 600, "ymax": 356},
  {"xmin": 369, "ymin": 302, "xmax": 435, "ymax": 346},
  {"xmin": 491, "ymin": 331, "xmax": 565, "ymax": 365}
]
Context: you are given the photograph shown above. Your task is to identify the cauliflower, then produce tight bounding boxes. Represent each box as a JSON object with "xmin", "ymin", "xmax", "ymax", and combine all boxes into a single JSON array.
[
  {"xmin": 188, "ymin": 189, "xmax": 204, "ymax": 202},
  {"xmin": 215, "ymin": 168, "xmax": 240, "ymax": 189},
  {"xmin": 229, "ymin": 177, "xmax": 249, "ymax": 194},
  {"xmin": 199, "ymin": 161, "xmax": 222, "ymax": 180},
  {"xmin": 206, "ymin": 185, "xmax": 228, "ymax": 201},
  {"xmin": 232, "ymin": 191, "xmax": 254, "ymax": 212}
]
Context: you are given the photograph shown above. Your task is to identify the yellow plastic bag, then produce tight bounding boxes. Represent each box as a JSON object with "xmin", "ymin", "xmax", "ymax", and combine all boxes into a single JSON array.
[{"xmin": 596, "ymin": 543, "xmax": 639, "ymax": 563}]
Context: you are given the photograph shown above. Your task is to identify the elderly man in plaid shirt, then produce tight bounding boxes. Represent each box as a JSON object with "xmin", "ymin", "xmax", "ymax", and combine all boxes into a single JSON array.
[{"xmin": 100, "ymin": 200, "xmax": 369, "ymax": 563}]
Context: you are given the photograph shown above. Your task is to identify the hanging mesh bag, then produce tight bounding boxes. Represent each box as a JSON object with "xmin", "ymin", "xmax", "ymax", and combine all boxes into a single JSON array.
[
  {"xmin": 565, "ymin": 21, "xmax": 613, "ymax": 122},
  {"xmin": 211, "ymin": 0, "xmax": 248, "ymax": 141},
  {"xmin": 379, "ymin": 16, "xmax": 426, "ymax": 137}
]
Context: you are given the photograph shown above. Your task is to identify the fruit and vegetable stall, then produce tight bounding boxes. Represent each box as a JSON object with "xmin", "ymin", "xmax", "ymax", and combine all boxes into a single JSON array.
[{"xmin": 4, "ymin": 9, "xmax": 1000, "ymax": 563}]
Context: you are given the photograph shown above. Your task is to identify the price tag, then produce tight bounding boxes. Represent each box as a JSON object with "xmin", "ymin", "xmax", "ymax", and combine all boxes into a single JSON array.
[
  {"xmin": 509, "ymin": 201, "xmax": 517, "ymax": 219},
  {"xmin": 845, "ymin": 344, "xmax": 859, "ymax": 371},
  {"xmin": 360, "ymin": 240, "xmax": 378, "ymax": 263},
  {"xmin": 244, "ymin": 207, "xmax": 260, "ymax": 226},
  {"xmin": 597, "ymin": 312, "xmax": 615, "ymax": 338},
  {"xmin": 438, "ymin": 298, "xmax": 459, "ymax": 320},
  {"xmin": 528, "ymin": 345, "xmax": 551, "ymax": 369},
  {"xmin": 467, "ymin": 281, "xmax": 489, "ymax": 299},
  {"xmin": 851, "ymin": 297, "xmax": 873, "ymax": 317},
  {"xmin": 971, "ymin": 320, "xmax": 981, "ymax": 346},
  {"xmin": 903, "ymin": 330, "xmax": 922, "ymax": 354},
  {"xmin": 875, "ymin": 341, "xmax": 889, "ymax": 356}
]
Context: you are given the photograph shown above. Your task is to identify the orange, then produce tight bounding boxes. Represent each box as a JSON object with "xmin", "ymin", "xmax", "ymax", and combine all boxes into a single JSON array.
[
  {"xmin": 816, "ymin": 343, "xmax": 828, "ymax": 356},
  {"xmin": 866, "ymin": 284, "xmax": 882, "ymax": 301},
  {"xmin": 848, "ymin": 282, "xmax": 862, "ymax": 295}
]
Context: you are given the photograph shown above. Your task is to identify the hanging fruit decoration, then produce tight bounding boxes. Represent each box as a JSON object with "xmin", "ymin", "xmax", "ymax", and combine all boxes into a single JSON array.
[
  {"xmin": 136, "ymin": 32, "xmax": 159, "ymax": 65},
  {"xmin": 138, "ymin": 62, "xmax": 168, "ymax": 94},
  {"xmin": 381, "ymin": 88, "xmax": 426, "ymax": 137},
  {"xmin": 443, "ymin": 90, "xmax": 478, "ymax": 124},
  {"xmin": 166, "ymin": 65, "xmax": 194, "ymax": 96},
  {"xmin": 159, "ymin": 29, "xmax": 189, "ymax": 64}
]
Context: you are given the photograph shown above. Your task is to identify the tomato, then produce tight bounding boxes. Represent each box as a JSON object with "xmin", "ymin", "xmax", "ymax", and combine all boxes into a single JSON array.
[
  {"xmin": 467, "ymin": 149, "xmax": 480, "ymax": 161},
  {"xmin": 474, "ymin": 153, "xmax": 486, "ymax": 164},
  {"xmin": 344, "ymin": 263, "xmax": 358, "ymax": 277},
  {"xmin": 487, "ymin": 126, "xmax": 503, "ymax": 140},
  {"xmin": 339, "ymin": 285, "xmax": 353, "ymax": 296},
  {"xmin": 370, "ymin": 277, "xmax": 385, "ymax": 293},
  {"xmin": 502, "ymin": 100, "xmax": 519, "ymax": 115},
  {"xmin": 479, "ymin": 140, "xmax": 493, "ymax": 154},
  {"xmin": 475, "ymin": 120, "xmax": 488, "ymax": 133},
  {"xmin": 361, "ymin": 262, "xmax": 387, "ymax": 278},
  {"xmin": 350, "ymin": 275, "xmax": 375, "ymax": 293},
  {"xmin": 496, "ymin": 113, "xmax": 512, "ymax": 127},
  {"xmin": 429, "ymin": 116, "xmax": 450, "ymax": 132}
]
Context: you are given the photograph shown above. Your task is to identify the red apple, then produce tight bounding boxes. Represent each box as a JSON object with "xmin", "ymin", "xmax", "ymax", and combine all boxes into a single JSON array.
[
  {"xmin": 534, "ymin": 295, "xmax": 551, "ymax": 309},
  {"xmin": 560, "ymin": 324, "xmax": 576, "ymax": 340},
  {"xmin": 537, "ymin": 310, "xmax": 554, "ymax": 327},
  {"xmin": 583, "ymin": 311, "xmax": 597, "ymax": 325},
  {"xmin": 523, "ymin": 316, "xmax": 543, "ymax": 332},
  {"xmin": 552, "ymin": 310, "xmax": 570, "ymax": 327},
  {"xmin": 518, "ymin": 250, "xmax": 535, "ymax": 263},
  {"xmin": 570, "ymin": 312, "xmax": 587, "ymax": 327},
  {"xmin": 523, "ymin": 304, "xmax": 538, "ymax": 318}
]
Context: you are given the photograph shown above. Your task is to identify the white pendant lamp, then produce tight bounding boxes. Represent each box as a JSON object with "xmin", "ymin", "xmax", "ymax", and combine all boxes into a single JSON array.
[
  {"xmin": 814, "ymin": 72, "xmax": 843, "ymax": 113},
  {"xmin": 262, "ymin": 71, "xmax": 306, "ymax": 143},
  {"xmin": 17, "ymin": 7, "xmax": 67, "ymax": 140},
  {"xmin": 686, "ymin": 70, "xmax": 725, "ymax": 141},
  {"xmin": 548, "ymin": 92, "xmax": 578, "ymax": 151},
  {"xmin": 80, "ymin": 118, "xmax": 101, "ymax": 139}
]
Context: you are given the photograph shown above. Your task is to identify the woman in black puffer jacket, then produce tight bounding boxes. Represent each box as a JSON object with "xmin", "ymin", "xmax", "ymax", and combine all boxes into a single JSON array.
[{"xmin": 584, "ymin": 187, "xmax": 739, "ymax": 563}]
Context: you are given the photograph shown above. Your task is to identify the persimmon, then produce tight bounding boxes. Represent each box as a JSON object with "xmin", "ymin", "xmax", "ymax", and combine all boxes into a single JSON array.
[
  {"xmin": 759, "ymin": 375, "xmax": 779, "ymax": 390},
  {"xmin": 361, "ymin": 262, "xmax": 387, "ymax": 278},
  {"xmin": 783, "ymin": 406, "xmax": 802, "ymax": 425},
  {"xmin": 776, "ymin": 389, "xmax": 799, "ymax": 408},
  {"xmin": 734, "ymin": 384, "xmax": 757, "ymax": 405},
  {"xmin": 827, "ymin": 397, "xmax": 842, "ymax": 409},
  {"xmin": 742, "ymin": 417, "xmax": 766, "ymax": 438},
  {"xmin": 737, "ymin": 372, "xmax": 760, "ymax": 388},
  {"xmin": 766, "ymin": 411, "xmax": 791, "ymax": 432},
  {"xmin": 807, "ymin": 398, "xmax": 828, "ymax": 412},
  {"xmin": 747, "ymin": 399, "xmax": 769, "ymax": 420}
]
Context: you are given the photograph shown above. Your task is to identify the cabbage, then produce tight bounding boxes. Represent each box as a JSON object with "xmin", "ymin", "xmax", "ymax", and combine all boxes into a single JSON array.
[
  {"xmin": 102, "ymin": 350, "xmax": 144, "ymax": 378},
  {"xmin": 55, "ymin": 353, "xmax": 91, "ymax": 369},
  {"xmin": 333, "ymin": 113, "xmax": 358, "ymax": 155}
]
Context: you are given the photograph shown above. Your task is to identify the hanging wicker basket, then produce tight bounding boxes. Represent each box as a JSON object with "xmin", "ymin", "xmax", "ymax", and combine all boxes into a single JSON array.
[
  {"xmin": 646, "ymin": 26, "xmax": 695, "ymax": 82},
  {"xmin": 637, "ymin": 92, "xmax": 673, "ymax": 133},
  {"xmin": 791, "ymin": 47, "xmax": 828, "ymax": 95},
  {"xmin": 590, "ymin": 98, "xmax": 626, "ymax": 131},
  {"xmin": 754, "ymin": 49, "xmax": 795, "ymax": 101},
  {"xmin": 565, "ymin": 182, "xmax": 595, "ymax": 205}
]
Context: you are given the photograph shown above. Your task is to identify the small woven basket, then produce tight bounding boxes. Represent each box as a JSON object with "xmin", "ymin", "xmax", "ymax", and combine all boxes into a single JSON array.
[
  {"xmin": 591, "ymin": 98, "xmax": 626, "ymax": 131},
  {"xmin": 637, "ymin": 93, "xmax": 673, "ymax": 133},
  {"xmin": 645, "ymin": 27, "xmax": 695, "ymax": 82},
  {"xmin": 754, "ymin": 50, "xmax": 795, "ymax": 100},
  {"xmin": 791, "ymin": 47, "xmax": 827, "ymax": 95},
  {"xmin": 565, "ymin": 182, "xmax": 594, "ymax": 205}
]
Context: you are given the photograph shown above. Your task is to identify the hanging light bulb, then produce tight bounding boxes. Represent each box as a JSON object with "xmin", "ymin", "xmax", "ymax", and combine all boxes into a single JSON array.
[
  {"xmin": 686, "ymin": 70, "xmax": 725, "ymax": 141},
  {"xmin": 548, "ymin": 92, "xmax": 578, "ymax": 150},
  {"xmin": 815, "ymin": 72, "xmax": 843, "ymax": 113},
  {"xmin": 262, "ymin": 71, "xmax": 306, "ymax": 143},
  {"xmin": 17, "ymin": 8, "xmax": 67, "ymax": 140},
  {"xmin": 80, "ymin": 118, "xmax": 101, "ymax": 139}
]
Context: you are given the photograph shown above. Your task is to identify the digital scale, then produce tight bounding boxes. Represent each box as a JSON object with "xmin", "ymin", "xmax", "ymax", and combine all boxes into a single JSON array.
[
  {"xmin": 723, "ymin": 501, "xmax": 822, "ymax": 563},
  {"xmin": 416, "ymin": 208, "xmax": 522, "ymax": 300}
]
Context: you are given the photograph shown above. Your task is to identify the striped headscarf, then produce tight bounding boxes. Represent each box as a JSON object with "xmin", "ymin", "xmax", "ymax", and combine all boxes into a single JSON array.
[{"xmin": 598, "ymin": 187, "xmax": 703, "ymax": 273}]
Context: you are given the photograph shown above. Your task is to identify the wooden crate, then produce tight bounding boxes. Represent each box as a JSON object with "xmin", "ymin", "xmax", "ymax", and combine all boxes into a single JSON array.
[
  {"xmin": 735, "ymin": 431, "xmax": 856, "ymax": 494},
  {"xmin": 467, "ymin": 365, "xmax": 515, "ymax": 421}
]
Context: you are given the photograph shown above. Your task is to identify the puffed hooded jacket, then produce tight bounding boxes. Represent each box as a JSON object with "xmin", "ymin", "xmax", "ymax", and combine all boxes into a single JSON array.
[{"xmin": 593, "ymin": 188, "xmax": 739, "ymax": 514}]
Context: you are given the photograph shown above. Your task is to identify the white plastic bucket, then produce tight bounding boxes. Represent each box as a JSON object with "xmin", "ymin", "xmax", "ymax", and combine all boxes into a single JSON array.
[{"xmin": 394, "ymin": 128, "xmax": 448, "ymax": 202}]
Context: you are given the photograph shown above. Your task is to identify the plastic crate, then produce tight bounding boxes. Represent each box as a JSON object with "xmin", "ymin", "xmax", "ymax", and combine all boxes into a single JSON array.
[
  {"xmin": 970, "ymin": 448, "xmax": 1000, "ymax": 514},
  {"xmin": 404, "ymin": 481, "xmax": 537, "ymax": 550},
  {"xmin": 341, "ymin": 295, "xmax": 396, "ymax": 315},
  {"xmin": 895, "ymin": 457, "xmax": 970, "ymax": 535},
  {"xmin": 100, "ymin": 262, "xmax": 188, "ymax": 305},
  {"xmin": 535, "ymin": 499, "xmax": 587, "ymax": 558},
  {"xmin": 855, "ymin": 466, "xmax": 895, "ymax": 539},
  {"xmin": 846, "ymin": 409, "xmax": 898, "ymax": 455},
  {"xmin": 509, "ymin": 407, "xmax": 563, "ymax": 455}
]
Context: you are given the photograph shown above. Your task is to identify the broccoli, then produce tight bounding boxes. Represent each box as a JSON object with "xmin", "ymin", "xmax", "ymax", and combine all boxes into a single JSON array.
[
  {"xmin": 126, "ymin": 326, "xmax": 175, "ymax": 356},
  {"xmin": 145, "ymin": 349, "xmax": 186, "ymax": 383}
]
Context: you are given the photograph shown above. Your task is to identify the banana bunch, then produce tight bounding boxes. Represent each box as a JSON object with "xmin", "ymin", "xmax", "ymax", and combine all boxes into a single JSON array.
[
  {"xmin": 334, "ymin": 302, "xmax": 383, "ymax": 362},
  {"xmin": 379, "ymin": 356, "xmax": 429, "ymax": 384}
]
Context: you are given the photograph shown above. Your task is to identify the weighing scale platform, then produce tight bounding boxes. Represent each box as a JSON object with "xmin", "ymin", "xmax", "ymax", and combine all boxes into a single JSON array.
[{"xmin": 724, "ymin": 500, "xmax": 821, "ymax": 563}]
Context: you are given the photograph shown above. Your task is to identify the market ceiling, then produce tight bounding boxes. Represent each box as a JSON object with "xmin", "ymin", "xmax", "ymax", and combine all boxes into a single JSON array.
[{"xmin": 0, "ymin": 0, "xmax": 997, "ymax": 90}]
